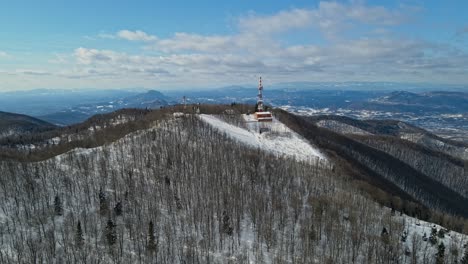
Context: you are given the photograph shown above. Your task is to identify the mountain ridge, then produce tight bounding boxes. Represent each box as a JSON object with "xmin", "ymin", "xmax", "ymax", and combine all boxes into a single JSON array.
[{"xmin": 0, "ymin": 111, "xmax": 56, "ymax": 139}]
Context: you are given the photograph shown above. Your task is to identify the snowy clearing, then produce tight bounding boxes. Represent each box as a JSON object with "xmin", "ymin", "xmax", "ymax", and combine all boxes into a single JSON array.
[
  {"xmin": 402, "ymin": 214, "xmax": 468, "ymax": 253},
  {"xmin": 199, "ymin": 114, "xmax": 326, "ymax": 162}
]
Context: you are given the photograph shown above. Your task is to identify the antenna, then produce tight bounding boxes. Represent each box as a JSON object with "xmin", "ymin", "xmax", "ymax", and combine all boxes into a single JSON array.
[{"xmin": 257, "ymin": 76, "xmax": 264, "ymax": 112}]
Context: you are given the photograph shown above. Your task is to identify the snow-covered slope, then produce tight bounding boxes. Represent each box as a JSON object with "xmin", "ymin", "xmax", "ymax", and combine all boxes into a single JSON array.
[
  {"xmin": 402, "ymin": 214, "xmax": 468, "ymax": 254},
  {"xmin": 199, "ymin": 114, "xmax": 326, "ymax": 162},
  {"xmin": 2, "ymin": 113, "xmax": 467, "ymax": 263}
]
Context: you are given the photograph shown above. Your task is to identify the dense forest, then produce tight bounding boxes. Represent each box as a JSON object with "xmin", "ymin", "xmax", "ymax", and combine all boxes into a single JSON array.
[{"xmin": 0, "ymin": 106, "xmax": 467, "ymax": 263}]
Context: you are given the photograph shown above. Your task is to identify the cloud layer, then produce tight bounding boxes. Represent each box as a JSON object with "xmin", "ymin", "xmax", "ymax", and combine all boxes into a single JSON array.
[{"xmin": 2, "ymin": 1, "xmax": 468, "ymax": 89}]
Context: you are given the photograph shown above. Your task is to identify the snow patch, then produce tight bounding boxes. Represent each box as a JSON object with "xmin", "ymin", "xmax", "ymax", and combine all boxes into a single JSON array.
[
  {"xmin": 400, "ymin": 213, "xmax": 468, "ymax": 258},
  {"xmin": 199, "ymin": 114, "xmax": 326, "ymax": 162}
]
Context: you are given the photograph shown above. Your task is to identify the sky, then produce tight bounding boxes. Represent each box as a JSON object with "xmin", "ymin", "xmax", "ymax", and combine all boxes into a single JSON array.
[{"xmin": 0, "ymin": 0, "xmax": 467, "ymax": 91}]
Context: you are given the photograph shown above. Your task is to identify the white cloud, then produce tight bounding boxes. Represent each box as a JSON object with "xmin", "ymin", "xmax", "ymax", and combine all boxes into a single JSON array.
[
  {"xmin": 69, "ymin": 47, "xmax": 175, "ymax": 79},
  {"xmin": 316, "ymin": 1, "xmax": 407, "ymax": 26},
  {"xmin": 15, "ymin": 69, "xmax": 51, "ymax": 76},
  {"xmin": 116, "ymin": 30, "xmax": 157, "ymax": 42},
  {"xmin": 11, "ymin": 1, "xmax": 466, "ymax": 89},
  {"xmin": 238, "ymin": 9, "xmax": 314, "ymax": 35},
  {"xmin": 141, "ymin": 1, "xmax": 410, "ymax": 57},
  {"xmin": 75, "ymin": 47, "xmax": 115, "ymax": 64},
  {"xmin": 98, "ymin": 30, "xmax": 157, "ymax": 42},
  {"xmin": 0, "ymin": 51, "xmax": 8, "ymax": 57},
  {"xmin": 67, "ymin": 34, "xmax": 468, "ymax": 85},
  {"xmin": 152, "ymin": 33, "xmax": 234, "ymax": 53},
  {"xmin": 237, "ymin": 1, "xmax": 408, "ymax": 38}
]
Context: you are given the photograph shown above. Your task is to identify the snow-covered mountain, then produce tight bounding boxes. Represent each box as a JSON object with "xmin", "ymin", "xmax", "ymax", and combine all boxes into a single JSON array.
[
  {"xmin": 0, "ymin": 105, "xmax": 467, "ymax": 263},
  {"xmin": 38, "ymin": 90, "xmax": 171, "ymax": 125}
]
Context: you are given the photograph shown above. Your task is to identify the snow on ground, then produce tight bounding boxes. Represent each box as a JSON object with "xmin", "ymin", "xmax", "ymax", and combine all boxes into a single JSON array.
[
  {"xmin": 199, "ymin": 114, "xmax": 326, "ymax": 162},
  {"xmin": 397, "ymin": 213, "xmax": 468, "ymax": 262},
  {"xmin": 402, "ymin": 213, "xmax": 468, "ymax": 247},
  {"xmin": 0, "ymin": 129, "xmax": 15, "ymax": 139}
]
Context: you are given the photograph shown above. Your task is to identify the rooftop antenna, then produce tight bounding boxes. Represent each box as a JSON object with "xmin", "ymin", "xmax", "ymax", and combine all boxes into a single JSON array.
[{"xmin": 257, "ymin": 76, "xmax": 264, "ymax": 112}]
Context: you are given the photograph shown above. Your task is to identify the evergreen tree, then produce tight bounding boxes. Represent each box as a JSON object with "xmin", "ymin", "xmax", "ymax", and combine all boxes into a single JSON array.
[
  {"xmin": 54, "ymin": 195, "xmax": 63, "ymax": 216},
  {"xmin": 164, "ymin": 176, "xmax": 171, "ymax": 186},
  {"xmin": 438, "ymin": 228, "xmax": 447, "ymax": 238},
  {"xmin": 174, "ymin": 195, "xmax": 182, "ymax": 210},
  {"xmin": 401, "ymin": 231, "xmax": 408, "ymax": 242},
  {"xmin": 436, "ymin": 242, "xmax": 445, "ymax": 264},
  {"xmin": 99, "ymin": 188, "xmax": 108, "ymax": 216},
  {"xmin": 430, "ymin": 227, "xmax": 438, "ymax": 245},
  {"xmin": 222, "ymin": 211, "xmax": 233, "ymax": 236},
  {"xmin": 381, "ymin": 227, "xmax": 389, "ymax": 245},
  {"xmin": 381, "ymin": 227, "xmax": 389, "ymax": 236},
  {"xmin": 105, "ymin": 219, "xmax": 117, "ymax": 246},
  {"xmin": 114, "ymin": 201, "xmax": 122, "ymax": 216},
  {"xmin": 147, "ymin": 221, "xmax": 157, "ymax": 252},
  {"xmin": 75, "ymin": 221, "xmax": 84, "ymax": 248}
]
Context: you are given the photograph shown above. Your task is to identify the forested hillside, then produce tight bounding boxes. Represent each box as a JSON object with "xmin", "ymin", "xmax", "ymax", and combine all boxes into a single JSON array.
[
  {"xmin": 0, "ymin": 111, "xmax": 56, "ymax": 139},
  {"xmin": 308, "ymin": 115, "xmax": 468, "ymax": 199},
  {"xmin": 277, "ymin": 111, "xmax": 468, "ymax": 227},
  {"xmin": 0, "ymin": 106, "xmax": 467, "ymax": 263}
]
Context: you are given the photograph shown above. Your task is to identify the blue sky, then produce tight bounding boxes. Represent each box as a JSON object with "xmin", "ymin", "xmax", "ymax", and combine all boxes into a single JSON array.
[{"xmin": 0, "ymin": 0, "xmax": 467, "ymax": 90}]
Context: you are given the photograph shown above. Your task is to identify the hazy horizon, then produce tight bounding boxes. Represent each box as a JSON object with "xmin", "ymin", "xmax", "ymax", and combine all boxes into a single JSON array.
[{"xmin": 1, "ymin": 80, "xmax": 468, "ymax": 94}]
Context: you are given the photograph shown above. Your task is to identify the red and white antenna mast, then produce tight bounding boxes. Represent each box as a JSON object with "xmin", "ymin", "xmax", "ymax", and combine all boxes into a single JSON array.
[{"xmin": 257, "ymin": 77, "xmax": 264, "ymax": 112}]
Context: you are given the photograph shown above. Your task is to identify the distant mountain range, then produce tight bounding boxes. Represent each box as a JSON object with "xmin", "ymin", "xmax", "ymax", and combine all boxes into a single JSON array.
[
  {"xmin": 0, "ymin": 85, "xmax": 466, "ymax": 129},
  {"xmin": 370, "ymin": 91, "xmax": 468, "ymax": 112},
  {"xmin": 0, "ymin": 88, "xmax": 140, "ymax": 116},
  {"xmin": 38, "ymin": 90, "xmax": 171, "ymax": 125}
]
